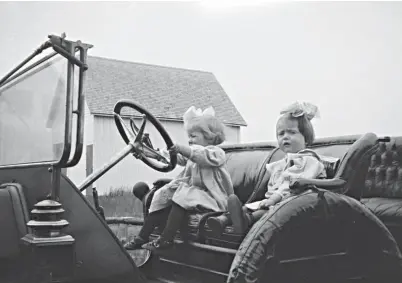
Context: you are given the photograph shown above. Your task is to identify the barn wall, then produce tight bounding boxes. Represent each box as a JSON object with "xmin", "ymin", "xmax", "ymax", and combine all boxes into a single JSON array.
[{"xmin": 87, "ymin": 115, "xmax": 240, "ymax": 195}]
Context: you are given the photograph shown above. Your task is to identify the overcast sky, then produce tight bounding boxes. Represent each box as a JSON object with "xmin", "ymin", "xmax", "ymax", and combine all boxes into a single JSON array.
[{"xmin": 1, "ymin": 1, "xmax": 401, "ymax": 142}]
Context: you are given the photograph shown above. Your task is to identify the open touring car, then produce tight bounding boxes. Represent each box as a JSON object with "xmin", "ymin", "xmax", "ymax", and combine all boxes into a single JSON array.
[{"xmin": 0, "ymin": 34, "xmax": 401, "ymax": 283}]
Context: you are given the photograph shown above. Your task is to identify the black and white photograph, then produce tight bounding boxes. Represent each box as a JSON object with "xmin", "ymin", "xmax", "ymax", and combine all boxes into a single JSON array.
[{"xmin": 0, "ymin": 1, "xmax": 402, "ymax": 282}]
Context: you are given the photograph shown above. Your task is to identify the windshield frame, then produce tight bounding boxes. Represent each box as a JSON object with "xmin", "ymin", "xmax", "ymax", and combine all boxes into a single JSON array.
[{"xmin": 0, "ymin": 34, "xmax": 93, "ymax": 169}]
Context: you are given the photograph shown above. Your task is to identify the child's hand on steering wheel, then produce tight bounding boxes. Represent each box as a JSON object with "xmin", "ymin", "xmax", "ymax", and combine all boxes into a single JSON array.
[
  {"xmin": 168, "ymin": 144, "xmax": 179, "ymax": 154},
  {"xmin": 169, "ymin": 143, "xmax": 192, "ymax": 158}
]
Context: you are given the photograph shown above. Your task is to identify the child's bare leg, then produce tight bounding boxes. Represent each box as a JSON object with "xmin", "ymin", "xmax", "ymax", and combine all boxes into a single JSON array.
[{"xmin": 228, "ymin": 195, "xmax": 251, "ymax": 234}]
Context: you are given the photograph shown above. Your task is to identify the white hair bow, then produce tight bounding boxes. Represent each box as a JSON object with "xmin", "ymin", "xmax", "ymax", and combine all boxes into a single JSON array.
[
  {"xmin": 183, "ymin": 106, "xmax": 215, "ymax": 125},
  {"xmin": 280, "ymin": 101, "xmax": 319, "ymax": 121}
]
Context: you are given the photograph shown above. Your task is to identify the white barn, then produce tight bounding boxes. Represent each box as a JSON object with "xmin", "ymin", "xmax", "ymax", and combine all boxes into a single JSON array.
[{"xmin": 67, "ymin": 56, "xmax": 247, "ymax": 195}]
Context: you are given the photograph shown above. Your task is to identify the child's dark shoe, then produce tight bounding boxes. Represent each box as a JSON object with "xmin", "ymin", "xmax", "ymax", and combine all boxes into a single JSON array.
[
  {"xmin": 142, "ymin": 237, "xmax": 173, "ymax": 252},
  {"xmin": 124, "ymin": 236, "xmax": 147, "ymax": 250},
  {"xmin": 228, "ymin": 195, "xmax": 249, "ymax": 234},
  {"xmin": 207, "ymin": 213, "xmax": 230, "ymax": 236}
]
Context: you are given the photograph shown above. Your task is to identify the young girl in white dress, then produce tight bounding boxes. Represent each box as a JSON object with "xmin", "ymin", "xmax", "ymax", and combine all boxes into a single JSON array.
[{"xmin": 207, "ymin": 101, "xmax": 327, "ymax": 234}]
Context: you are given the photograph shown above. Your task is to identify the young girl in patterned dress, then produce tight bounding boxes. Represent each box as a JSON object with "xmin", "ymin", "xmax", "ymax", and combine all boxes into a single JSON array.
[{"xmin": 125, "ymin": 106, "xmax": 234, "ymax": 251}]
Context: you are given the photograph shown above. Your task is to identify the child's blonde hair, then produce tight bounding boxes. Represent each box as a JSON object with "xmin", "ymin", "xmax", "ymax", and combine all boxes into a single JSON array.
[{"xmin": 185, "ymin": 115, "xmax": 226, "ymax": 145}]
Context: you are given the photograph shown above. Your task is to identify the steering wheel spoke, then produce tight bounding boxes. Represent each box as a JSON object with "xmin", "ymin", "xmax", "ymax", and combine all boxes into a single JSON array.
[
  {"xmin": 114, "ymin": 113, "xmax": 136, "ymax": 141},
  {"xmin": 129, "ymin": 118, "xmax": 140, "ymax": 135},
  {"xmin": 130, "ymin": 117, "xmax": 155, "ymax": 149},
  {"xmin": 134, "ymin": 115, "xmax": 147, "ymax": 144},
  {"xmin": 137, "ymin": 145, "xmax": 170, "ymax": 165}
]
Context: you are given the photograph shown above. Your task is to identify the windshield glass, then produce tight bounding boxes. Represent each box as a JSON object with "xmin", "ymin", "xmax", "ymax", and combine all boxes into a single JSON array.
[{"xmin": 0, "ymin": 54, "xmax": 68, "ymax": 166}]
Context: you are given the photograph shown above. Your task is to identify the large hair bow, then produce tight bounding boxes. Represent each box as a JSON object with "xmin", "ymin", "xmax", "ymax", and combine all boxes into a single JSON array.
[
  {"xmin": 280, "ymin": 101, "xmax": 319, "ymax": 120},
  {"xmin": 183, "ymin": 106, "xmax": 215, "ymax": 125}
]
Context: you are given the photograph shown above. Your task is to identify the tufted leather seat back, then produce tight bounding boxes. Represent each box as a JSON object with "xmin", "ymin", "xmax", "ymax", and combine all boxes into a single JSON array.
[
  {"xmin": 364, "ymin": 137, "xmax": 402, "ymax": 198},
  {"xmin": 223, "ymin": 147, "xmax": 275, "ymax": 204},
  {"xmin": 331, "ymin": 133, "xmax": 379, "ymax": 199}
]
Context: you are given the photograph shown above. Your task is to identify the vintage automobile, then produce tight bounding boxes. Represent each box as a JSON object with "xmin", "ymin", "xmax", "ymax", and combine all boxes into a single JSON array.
[
  {"xmin": 0, "ymin": 34, "xmax": 401, "ymax": 283},
  {"xmin": 128, "ymin": 134, "xmax": 402, "ymax": 283}
]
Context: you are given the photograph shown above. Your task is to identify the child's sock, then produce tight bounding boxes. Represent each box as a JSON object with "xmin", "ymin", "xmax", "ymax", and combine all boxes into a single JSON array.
[
  {"xmin": 160, "ymin": 202, "xmax": 187, "ymax": 242},
  {"xmin": 142, "ymin": 204, "xmax": 187, "ymax": 252},
  {"xmin": 228, "ymin": 195, "xmax": 250, "ymax": 234},
  {"xmin": 138, "ymin": 206, "xmax": 171, "ymax": 240}
]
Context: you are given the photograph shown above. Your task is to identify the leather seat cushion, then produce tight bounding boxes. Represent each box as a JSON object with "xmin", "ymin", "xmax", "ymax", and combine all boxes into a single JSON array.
[
  {"xmin": 0, "ymin": 183, "xmax": 29, "ymax": 259},
  {"xmin": 225, "ymin": 149, "xmax": 272, "ymax": 204},
  {"xmin": 361, "ymin": 197, "xmax": 402, "ymax": 224}
]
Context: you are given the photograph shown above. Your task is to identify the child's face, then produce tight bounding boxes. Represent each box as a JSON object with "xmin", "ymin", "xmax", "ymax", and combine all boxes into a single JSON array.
[
  {"xmin": 188, "ymin": 130, "xmax": 210, "ymax": 147},
  {"xmin": 276, "ymin": 117, "xmax": 306, "ymax": 153}
]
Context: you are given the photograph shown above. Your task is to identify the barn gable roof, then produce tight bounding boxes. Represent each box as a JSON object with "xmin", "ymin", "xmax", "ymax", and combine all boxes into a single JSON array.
[{"xmin": 84, "ymin": 56, "xmax": 247, "ymax": 126}]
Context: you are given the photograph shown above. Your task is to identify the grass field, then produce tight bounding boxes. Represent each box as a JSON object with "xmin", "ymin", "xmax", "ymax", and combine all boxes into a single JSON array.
[
  {"xmin": 95, "ymin": 188, "xmax": 144, "ymax": 218},
  {"xmin": 87, "ymin": 188, "xmax": 144, "ymax": 243}
]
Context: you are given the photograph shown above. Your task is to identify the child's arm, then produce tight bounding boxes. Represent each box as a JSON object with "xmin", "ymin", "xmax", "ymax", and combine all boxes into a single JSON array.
[
  {"xmin": 176, "ymin": 154, "xmax": 188, "ymax": 167},
  {"xmin": 171, "ymin": 144, "xmax": 226, "ymax": 167},
  {"xmin": 159, "ymin": 148, "xmax": 188, "ymax": 166},
  {"xmin": 171, "ymin": 144, "xmax": 192, "ymax": 159},
  {"xmin": 267, "ymin": 155, "xmax": 325, "ymax": 195},
  {"xmin": 286, "ymin": 155, "xmax": 326, "ymax": 181}
]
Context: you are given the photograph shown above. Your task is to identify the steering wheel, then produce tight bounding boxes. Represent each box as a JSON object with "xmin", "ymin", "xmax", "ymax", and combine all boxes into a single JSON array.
[{"xmin": 113, "ymin": 99, "xmax": 177, "ymax": 172}]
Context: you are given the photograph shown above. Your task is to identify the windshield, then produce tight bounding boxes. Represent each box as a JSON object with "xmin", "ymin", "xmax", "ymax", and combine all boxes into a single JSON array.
[{"xmin": 0, "ymin": 55, "xmax": 68, "ymax": 166}]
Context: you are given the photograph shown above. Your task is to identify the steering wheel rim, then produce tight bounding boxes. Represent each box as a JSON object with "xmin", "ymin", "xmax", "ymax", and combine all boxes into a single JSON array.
[{"xmin": 113, "ymin": 99, "xmax": 177, "ymax": 173}]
